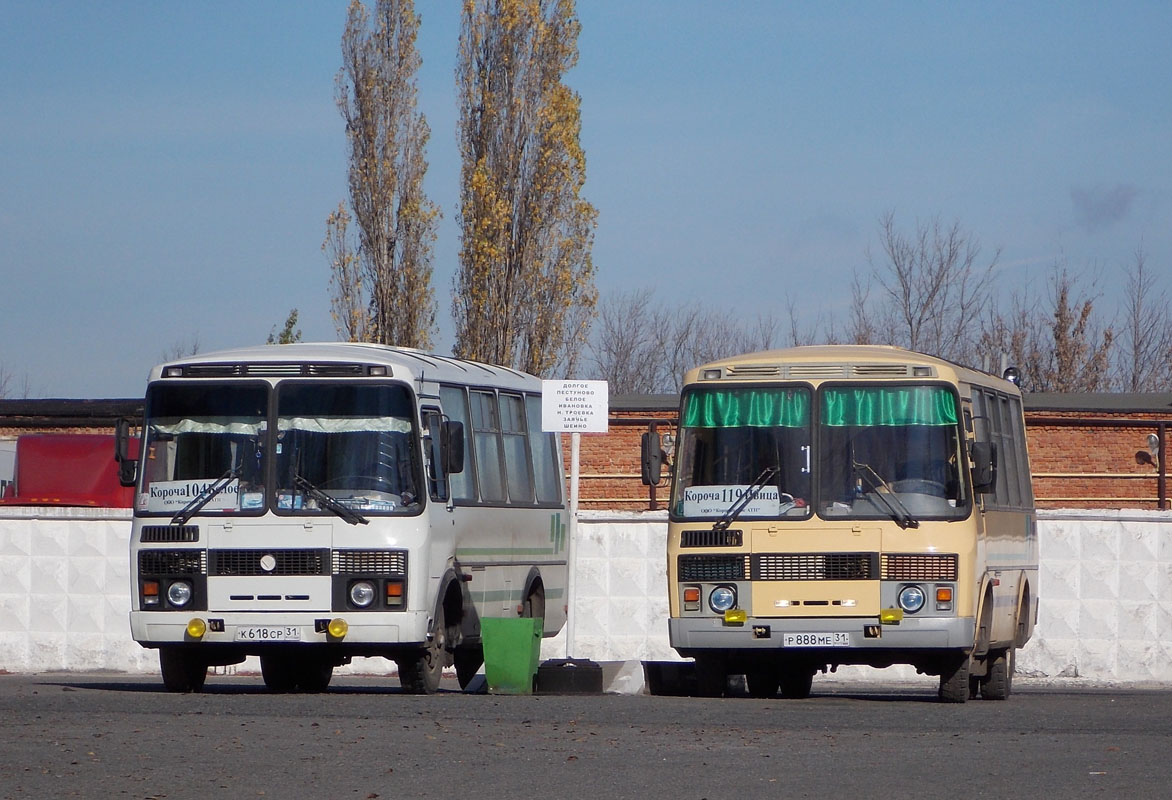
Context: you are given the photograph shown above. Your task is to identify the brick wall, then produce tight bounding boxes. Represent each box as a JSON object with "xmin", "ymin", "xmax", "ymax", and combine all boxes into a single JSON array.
[{"xmin": 4, "ymin": 395, "xmax": 1170, "ymax": 511}]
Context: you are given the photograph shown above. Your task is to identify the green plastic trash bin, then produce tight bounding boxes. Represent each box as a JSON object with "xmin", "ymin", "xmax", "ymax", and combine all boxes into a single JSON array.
[{"xmin": 481, "ymin": 617, "xmax": 542, "ymax": 695}]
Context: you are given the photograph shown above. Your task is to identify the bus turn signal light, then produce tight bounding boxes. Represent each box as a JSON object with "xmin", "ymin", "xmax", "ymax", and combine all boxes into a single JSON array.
[{"xmin": 936, "ymin": 586, "xmax": 953, "ymax": 611}]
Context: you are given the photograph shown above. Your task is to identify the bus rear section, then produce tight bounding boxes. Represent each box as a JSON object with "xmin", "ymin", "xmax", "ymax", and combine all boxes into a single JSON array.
[{"xmin": 656, "ymin": 346, "xmax": 1037, "ymax": 702}]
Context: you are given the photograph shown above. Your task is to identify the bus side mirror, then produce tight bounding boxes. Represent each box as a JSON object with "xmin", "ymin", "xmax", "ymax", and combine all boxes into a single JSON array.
[
  {"xmin": 441, "ymin": 421, "xmax": 465, "ymax": 475},
  {"xmin": 114, "ymin": 417, "xmax": 139, "ymax": 487},
  {"xmin": 971, "ymin": 441, "xmax": 997, "ymax": 494},
  {"xmin": 641, "ymin": 431, "xmax": 664, "ymax": 486}
]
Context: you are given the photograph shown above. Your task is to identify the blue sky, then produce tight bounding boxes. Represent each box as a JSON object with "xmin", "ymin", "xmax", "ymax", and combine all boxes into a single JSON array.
[{"xmin": 2, "ymin": 1, "xmax": 1169, "ymax": 398}]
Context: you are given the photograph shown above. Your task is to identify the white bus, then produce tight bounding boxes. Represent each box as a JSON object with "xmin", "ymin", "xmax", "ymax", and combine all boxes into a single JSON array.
[
  {"xmin": 647, "ymin": 346, "xmax": 1038, "ymax": 702},
  {"xmin": 118, "ymin": 343, "xmax": 567, "ymax": 693}
]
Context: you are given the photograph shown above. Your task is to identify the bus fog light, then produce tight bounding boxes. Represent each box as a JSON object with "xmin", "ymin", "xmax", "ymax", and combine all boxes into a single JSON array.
[
  {"xmin": 186, "ymin": 618, "xmax": 207, "ymax": 639},
  {"xmin": 898, "ymin": 585, "xmax": 926, "ymax": 614},
  {"xmin": 349, "ymin": 580, "xmax": 376, "ymax": 608},
  {"xmin": 709, "ymin": 585, "xmax": 737, "ymax": 613},
  {"xmin": 167, "ymin": 580, "xmax": 193, "ymax": 608},
  {"xmin": 327, "ymin": 618, "xmax": 348, "ymax": 639}
]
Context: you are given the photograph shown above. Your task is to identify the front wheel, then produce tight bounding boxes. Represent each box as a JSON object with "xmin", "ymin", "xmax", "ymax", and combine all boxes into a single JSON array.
[
  {"xmin": 693, "ymin": 654, "xmax": 728, "ymax": 698},
  {"xmin": 938, "ymin": 655, "xmax": 971, "ymax": 703},
  {"xmin": 398, "ymin": 605, "xmax": 452, "ymax": 694},
  {"xmin": 159, "ymin": 647, "xmax": 207, "ymax": 693}
]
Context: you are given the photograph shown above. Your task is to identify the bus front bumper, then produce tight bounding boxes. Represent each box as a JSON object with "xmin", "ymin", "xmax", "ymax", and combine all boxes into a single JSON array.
[
  {"xmin": 669, "ymin": 615, "xmax": 975, "ymax": 654},
  {"xmin": 130, "ymin": 610, "xmax": 430, "ymax": 652}
]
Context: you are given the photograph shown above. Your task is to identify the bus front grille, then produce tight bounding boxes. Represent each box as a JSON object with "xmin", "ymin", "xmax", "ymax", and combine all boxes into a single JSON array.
[
  {"xmin": 680, "ymin": 529, "xmax": 743, "ymax": 548},
  {"xmin": 141, "ymin": 525, "xmax": 200, "ymax": 543},
  {"xmin": 752, "ymin": 552, "xmax": 877, "ymax": 581},
  {"xmin": 678, "ymin": 554, "xmax": 748, "ymax": 581},
  {"xmin": 209, "ymin": 549, "xmax": 330, "ymax": 576},
  {"xmin": 881, "ymin": 553, "xmax": 959, "ymax": 581},
  {"xmin": 139, "ymin": 549, "xmax": 206, "ymax": 576},
  {"xmin": 333, "ymin": 549, "xmax": 407, "ymax": 576}
]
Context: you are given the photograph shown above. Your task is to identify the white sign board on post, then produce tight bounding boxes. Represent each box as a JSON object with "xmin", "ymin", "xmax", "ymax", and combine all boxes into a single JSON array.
[{"xmin": 542, "ymin": 380, "xmax": 608, "ymax": 658}]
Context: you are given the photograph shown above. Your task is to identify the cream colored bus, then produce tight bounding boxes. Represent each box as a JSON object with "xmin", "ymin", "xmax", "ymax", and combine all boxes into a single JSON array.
[
  {"xmin": 649, "ymin": 345, "xmax": 1037, "ymax": 702},
  {"xmin": 119, "ymin": 344, "xmax": 567, "ymax": 693}
]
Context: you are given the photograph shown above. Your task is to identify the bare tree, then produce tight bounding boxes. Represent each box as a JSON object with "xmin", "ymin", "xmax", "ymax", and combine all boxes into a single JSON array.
[
  {"xmin": 852, "ymin": 212, "xmax": 998, "ymax": 365},
  {"xmin": 327, "ymin": 0, "xmax": 439, "ymax": 349},
  {"xmin": 1115, "ymin": 247, "xmax": 1172, "ymax": 391},
  {"xmin": 454, "ymin": 0, "xmax": 598, "ymax": 377},
  {"xmin": 0, "ymin": 363, "xmax": 31, "ymax": 399},
  {"xmin": 587, "ymin": 289, "xmax": 782, "ymax": 394},
  {"xmin": 161, "ymin": 334, "xmax": 201, "ymax": 362},
  {"xmin": 980, "ymin": 265, "xmax": 1114, "ymax": 392}
]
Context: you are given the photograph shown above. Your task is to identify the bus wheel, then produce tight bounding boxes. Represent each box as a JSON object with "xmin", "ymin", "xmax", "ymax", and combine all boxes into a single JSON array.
[
  {"xmin": 159, "ymin": 647, "xmax": 207, "ymax": 693},
  {"xmin": 693, "ymin": 654, "xmax": 728, "ymax": 697},
  {"xmin": 398, "ymin": 605, "xmax": 451, "ymax": 694},
  {"xmin": 938, "ymin": 655, "xmax": 971, "ymax": 703},
  {"xmin": 296, "ymin": 659, "xmax": 334, "ymax": 693},
  {"xmin": 260, "ymin": 655, "xmax": 298, "ymax": 693},
  {"xmin": 778, "ymin": 667, "xmax": 815, "ymax": 699},
  {"xmin": 745, "ymin": 669, "xmax": 779, "ymax": 698},
  {"xmin": 980, "ymin": 648, "xmax": 1013, "ymax": 701}
]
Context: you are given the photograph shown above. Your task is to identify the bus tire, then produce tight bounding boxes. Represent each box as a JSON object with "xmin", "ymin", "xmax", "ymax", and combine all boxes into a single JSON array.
[
  {"xmin": 694, "ymin": 654, "xmax": 728, "ymax": 698},
  {"xmin": 398, "ymin": 603, "xmax": 451, "ymax": 694},
  {"xmin": 980, "ymin": 648, "xmax": 1013, "ymax": 701},
  {"xmin": 260, "ymin": 655, "xmax": 298, "ymax": 693},
  {"xmin": 778, "ymin": 667, "xmax": 815, "ymax": 699},
  {"xmin": 938, "ymin": 655, "xmax": 971, "ymax": 703},
  {"xmin": 745, "ymin": 668, "xmax": 779, "ymax": 698},
  {"xmin": 296, "ymin": 658, "xmax": 333, "ymax": 693},
  {"xmin": 159, "ymin": 647, "xmax": 207, "ymax": 694}
]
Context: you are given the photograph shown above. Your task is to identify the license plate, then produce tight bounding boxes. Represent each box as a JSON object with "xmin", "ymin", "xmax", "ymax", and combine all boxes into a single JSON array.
[
  {"xmin": 234, "ymin": 626, "xmax": 301, "ymax": 642},
  {"xmin": 781, "ymin": 632, "xmax": 850, "ymax": 647}
]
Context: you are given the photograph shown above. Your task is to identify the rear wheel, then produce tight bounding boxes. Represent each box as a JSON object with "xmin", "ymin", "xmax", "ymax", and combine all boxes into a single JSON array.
[
  {"xmin": 296, "ymin": 659, "xmax": 334, "ymax": 693},
  {"xmin": 260, "ymin": 655, "xmax": 299, "ymax": 693},
  {"xmin": 159, "ymin": 647, "xmax": 207, "ymax": 693},
  {"xmin": 778, "ymin": 667, "xmax": 815, "ymax": 699},
  {"xmin": 745, "ymin": 668, "xmax": 779, "ymax": 698},
  {"xmin": 979, "ymin": 648, "xmax": 1013, "ymax": 701}
]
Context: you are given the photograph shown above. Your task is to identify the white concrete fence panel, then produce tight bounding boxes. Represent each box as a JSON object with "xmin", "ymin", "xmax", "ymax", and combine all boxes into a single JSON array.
[{"xmin": 1, "ymin": 507, "xmax": 1169, "ymax": 683}]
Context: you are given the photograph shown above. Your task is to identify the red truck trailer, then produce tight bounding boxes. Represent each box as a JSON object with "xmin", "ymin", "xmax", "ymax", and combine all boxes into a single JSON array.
[{"xmin": 0, "ymin": 433, "xmax": 137, "ymax": 508}]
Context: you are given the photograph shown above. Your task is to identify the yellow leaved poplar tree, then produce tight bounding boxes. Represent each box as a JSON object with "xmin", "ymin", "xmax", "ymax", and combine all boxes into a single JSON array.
[
  {"xmin": 325, "ymin": 0, "xmax": 439, "ymax": 349},
  {"xmin": 454, "ymin": 0, "xmax": 598, "ymax": 376}
]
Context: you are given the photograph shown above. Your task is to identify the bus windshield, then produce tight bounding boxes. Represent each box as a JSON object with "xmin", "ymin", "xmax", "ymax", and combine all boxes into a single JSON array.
[
  {"xmin": 274, "ymin": 383, "xmax": 421, "ymax": 515},
  {"xmin": 672, "ymin": 386, "xmax": 812, "ymax": 520},
  {"xmin": 817, "ymin": 384, "xmax": 968, "ymax": 521},
  {"xmin": 140, "ymin": 383, "xmax": 269, "ymax": 516}
]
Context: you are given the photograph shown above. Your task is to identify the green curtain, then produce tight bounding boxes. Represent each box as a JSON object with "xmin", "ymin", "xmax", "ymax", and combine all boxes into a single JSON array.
[
  {"xmin": 682, "ymin": 389, "xmax": 809, "ymax": 428},
  {"xmin": 822, "ymin": 386, "xmax": 958, "ymax": 427}
]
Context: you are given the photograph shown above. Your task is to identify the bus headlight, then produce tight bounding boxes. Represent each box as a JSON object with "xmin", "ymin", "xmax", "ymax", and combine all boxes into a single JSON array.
[
  {"xmin": 709, "ymin": 585, "xmax": 737, "ymax": 613},
  {"xmin": 898, "ymin": 584, "xmax": 926, "ymax": 614},
  {"xmin": 167, "ymin": 580, "xmax": 193, "ymax": 608},
  {"xmin": 349, "ymin": 580, "xmax": 376, "ymax": 608}
]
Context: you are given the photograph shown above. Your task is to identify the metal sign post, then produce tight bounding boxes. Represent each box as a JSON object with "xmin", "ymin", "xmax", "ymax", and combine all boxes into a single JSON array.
[{"xmin": 541, "ymin": 380, "xmax": 608, "ymax": 658}]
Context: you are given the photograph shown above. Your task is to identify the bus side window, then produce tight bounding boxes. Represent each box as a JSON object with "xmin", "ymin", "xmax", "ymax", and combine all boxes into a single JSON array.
[
  {"xmin": 439, "ymin": 386, "xmax": 476, "ymax": 503},
  {"xmin": 422, "ymin": 408, "xmax": 448, "ymax": 502},
  {"xmin": 526, "ymin": 394, "xmax": 563, "ymax": 504}
]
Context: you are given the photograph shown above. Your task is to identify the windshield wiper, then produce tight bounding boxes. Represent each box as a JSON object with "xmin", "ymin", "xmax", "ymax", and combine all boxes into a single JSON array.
[
  {"xmin": 851, "ymin": 460, "xmax": 919, "ymax": 529},
  {"xmin": 171, "ymin": 468, "xmax": 237, "ymax": 526},
  {"xmin": 294, "ymin": 474, "xmax": 369, "ymax": 526},
  {"xmin": 713, "ymin": 466, "xmax": 778, "ymax": 532}
]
